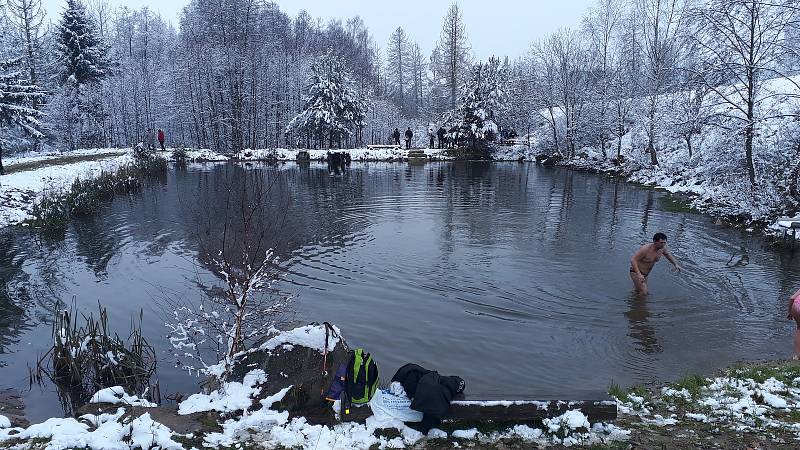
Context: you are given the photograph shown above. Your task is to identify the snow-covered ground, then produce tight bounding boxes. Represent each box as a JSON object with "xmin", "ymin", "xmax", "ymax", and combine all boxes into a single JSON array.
[
  {"xmin": 494, "ymin": 75, "xmax": 800, "ymax": 232},
  {"xmin": 4, "ymin": 327, "xmax": 799, "ymax": 448},
  {"xmin": 0, "ymin": 151, "xmax": 134, "ymax": 227},
  {"xmin": 613, "ymin": 363, "xmax": 800, "ymax": 446},
  {"xmin": 160, "ymin": 147, "xmax": 451, "ymax": 162}
]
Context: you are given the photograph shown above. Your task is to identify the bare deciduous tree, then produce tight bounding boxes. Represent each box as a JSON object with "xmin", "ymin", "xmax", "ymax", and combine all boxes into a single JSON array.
[
  {"xmin": 638, "ymin": 0, "xmax": 691, "ymax": 166},
  {"xmin": 164, "ymin": 168, "xmax": 293, "ymax": 378},
  {"xmin": 386, "ymin": 27, "xmax": 410, "ymax": 112},
  {"xmin": 435, "ymin": 2, "xmax": 472, "ymax": 112},
  {"xmin": 583, "ymin": 0, "xmax": 623, "ymax": 158},
  {"xmin": 691, "ymin": 0, "xmax": 800, "ymax": 186}
]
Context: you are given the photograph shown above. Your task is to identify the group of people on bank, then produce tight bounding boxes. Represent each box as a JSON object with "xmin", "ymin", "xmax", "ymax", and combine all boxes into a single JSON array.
[
  {"xmin": 390, "ymin": 126, "xmax": 459, "ymax": 150},
  {"xmin": 390, "ymin": 128, "xmax": 415, "ymax": 149},
  {"xmin": 143, "ymin": 128, "xmax": 166, "ymax": 151},
  {"xmin": 325, "ymin": 151, "xmax": 351, "ymax": 176},
  {"xmin": 390, "ymin": 126, "xmax": 520, "ymax": 150}
]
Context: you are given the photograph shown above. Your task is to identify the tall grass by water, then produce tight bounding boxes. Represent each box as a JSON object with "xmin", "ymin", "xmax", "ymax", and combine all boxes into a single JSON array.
[
  {"xmin": 31, "ymin": 302, "xmax": 157, "ymax": 412},
  {"xmin": 29, "ymin": 155, "xmax": 167, "ymax": 227}
]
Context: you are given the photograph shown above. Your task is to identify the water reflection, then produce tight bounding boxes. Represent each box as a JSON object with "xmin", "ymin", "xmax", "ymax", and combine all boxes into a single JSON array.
[
  {"xmin": 625, "ymin": 294, "xmax": 662, "ymax": 354},
  {"xmin": 0, "ymin": 232, "xmax": 32, "ymax": 366},
  {"xmin": 0, "ymin": 162, "xmax": 799, "ymax": 421},
  {"xmin": 73, "ymin": 216, "xmax": 123, "ymax": 278}
]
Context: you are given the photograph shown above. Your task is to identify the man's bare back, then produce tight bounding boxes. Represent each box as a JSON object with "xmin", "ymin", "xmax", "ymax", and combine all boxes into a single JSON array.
[{"xmin": 630, "ymin": 233, "xmax": 681, "ymax": 295}]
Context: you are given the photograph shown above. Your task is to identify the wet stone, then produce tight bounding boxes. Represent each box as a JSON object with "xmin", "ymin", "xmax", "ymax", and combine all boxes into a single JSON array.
[
  {"xmin": 0, "ymin": 388, "xmax": 28, "ymax": 428},
  {"xmin": 229, "ymin": 334, "xmax": 350, "ymax": 412}
]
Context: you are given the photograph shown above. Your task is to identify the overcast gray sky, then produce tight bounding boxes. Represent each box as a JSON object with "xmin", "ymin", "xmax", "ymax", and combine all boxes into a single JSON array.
[{"xmin": 41, "ymin": 0, "xmax": 596, "ymax": 60}]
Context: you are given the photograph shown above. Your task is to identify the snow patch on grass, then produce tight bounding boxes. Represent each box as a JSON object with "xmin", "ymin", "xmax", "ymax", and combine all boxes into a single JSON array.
[{"xmin": 90, "ymin": 386, "xmax": 157, "ymax": 407}]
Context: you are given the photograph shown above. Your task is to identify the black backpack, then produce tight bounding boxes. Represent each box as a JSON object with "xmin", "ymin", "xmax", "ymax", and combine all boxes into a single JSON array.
[{"xmin": 344, "ymin": 348, "xmax": 379, "ymax": 405}]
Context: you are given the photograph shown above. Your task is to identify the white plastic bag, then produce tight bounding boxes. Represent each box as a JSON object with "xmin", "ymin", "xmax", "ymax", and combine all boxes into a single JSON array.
[{"xmin": 369, "ymin": 386, "xmax": 423, "ymax": 423}]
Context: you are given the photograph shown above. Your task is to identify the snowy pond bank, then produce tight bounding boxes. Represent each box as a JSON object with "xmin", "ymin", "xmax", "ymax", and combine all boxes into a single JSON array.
[
  {"xmin": 1, "ymin": 144, "xmax": 797, "ymax": 235},
  {"xmin": 0, "ymin": 323, "xmax": 630, "ymax": 450},
  {"xmin": 3, "ymin": 160, "xmax": 798, "ymax": 420},
  {"xmin": 2, "ymin": 324, "xmax": 800, "ymax": 449}
]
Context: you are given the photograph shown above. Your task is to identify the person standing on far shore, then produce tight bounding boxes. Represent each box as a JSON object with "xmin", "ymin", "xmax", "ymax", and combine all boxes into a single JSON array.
[
  {"xmin": 787, "ymin": 288, "xmax": 800, "ymax": 360},
  {"xmin": 158, "ymin": 129, "xmax": 165, "ymax": 151},
  {"xmin": 437, "ymin": 126, "xmax": 446, "ymax": 149},
  {"xmin": 145, "ymin": 128, "xmax": 155, "ymax": 151},
  {"xmin": 393, "ymin": 128, "xmax": 401, "ymax": 146}
]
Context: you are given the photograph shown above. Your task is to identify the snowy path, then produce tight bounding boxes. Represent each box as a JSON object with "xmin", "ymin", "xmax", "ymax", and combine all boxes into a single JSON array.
[{"xmin": 3, "ymin": 148, "xmax": 127, "ymax": 171}]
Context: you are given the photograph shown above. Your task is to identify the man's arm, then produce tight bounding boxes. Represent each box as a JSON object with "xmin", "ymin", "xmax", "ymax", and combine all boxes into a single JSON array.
[{"xmin": 663, "ymin": 248, "xmax": 682, "ymax": 272}]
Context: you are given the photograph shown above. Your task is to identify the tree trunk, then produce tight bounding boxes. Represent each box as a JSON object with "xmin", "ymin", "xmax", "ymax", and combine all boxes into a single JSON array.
[
  {"xmin": 647, "ymin": 97, "xmax": 658, "ymax": 165},
  {"xmin": 745, "ymin": 121, "xmax": 755, "ymax": 186},
  {"xmin": 616, "ymin": 108, "xmax": 623, "ymax": 159},
  {"xmin": 548, "ymin": 107, "xmax": 559, "ymax": 155},
  {"xmin": 789, "ymin": 159, "xmax": 800, "ymax": 207},
  {"xmin": 746, "ymin": 37, "xmax": 757, "ymax": 187},
  {"xmin": 685, "ymin": 136, "xmax": 692, "ymax": 160},
  {"xmin": 648, "ymin": 141, "xmax": 659, "ymax": 166},
  {"xmin": 600, "ymin": 134, "xmax": 607, "ymax": 159}
]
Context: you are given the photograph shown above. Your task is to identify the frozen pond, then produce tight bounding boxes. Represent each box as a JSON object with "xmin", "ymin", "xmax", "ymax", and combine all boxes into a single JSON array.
[{"xmin": 1, "ymin": 161, "xmax": 799, "ymax": 421}]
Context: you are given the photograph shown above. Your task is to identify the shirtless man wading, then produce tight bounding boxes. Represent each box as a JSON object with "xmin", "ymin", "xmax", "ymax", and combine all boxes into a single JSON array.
[{"xmin": 630, "ymin": 232, "xmax": 682, "ymax": 296}]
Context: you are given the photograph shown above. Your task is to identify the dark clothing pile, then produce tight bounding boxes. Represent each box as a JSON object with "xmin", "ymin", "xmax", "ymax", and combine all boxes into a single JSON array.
[
  {"xmin": 391, "ymin": 363, "xmax": 465, "ymax": 433},
  {"xmin": 326, "ymin": 151, "xmax": 349, "ymax": 175}
]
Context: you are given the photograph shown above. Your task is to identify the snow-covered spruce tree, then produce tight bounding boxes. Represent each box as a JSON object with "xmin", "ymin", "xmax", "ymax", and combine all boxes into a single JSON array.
[
  {"xmin": 0, "ymin": 57, "xmax": 44, "ymax": 175},
  {"xmin": 286, "ymin": 52, "xmax": 366, "ymax": 149},
  {"xmin": 52, "ymin": 0, "xmax": 110, "ymax": 150},
  {"xmin": 449, "ymin": 56, "xmax": 508, "ymax": 151},
  {"xmin": 56, "ymin": 0, "xmax": 109, "ymax": 85},
  {"xmin": 6, "ymin": 0, "xmax": 47, "ymax": 112}
]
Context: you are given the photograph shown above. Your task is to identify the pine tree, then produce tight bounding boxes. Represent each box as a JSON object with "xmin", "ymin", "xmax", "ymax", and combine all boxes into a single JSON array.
[
  {"xmin": 451, "ymin": 57, "xmax": 508, "ymax": 151},
  {"xmin": 6, "ymin": 0, "xmax": 46, "ymax": 111},
  {"xmin": 55, "ymin": 0, "xmax": 109, "ymax": 86},
  {"xmin": 52, "ymin": 0, "xmax": 110, "ymax": 150},
  {"xmin": 286, "ymin": 53, "xmax": 366, "ymax": 149},
  {"xmin": 0, "ymin": 57, "xmax": 45, "ymax": 175}
]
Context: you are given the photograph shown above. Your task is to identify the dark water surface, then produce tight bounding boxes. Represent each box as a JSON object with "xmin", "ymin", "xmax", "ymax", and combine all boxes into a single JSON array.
[{"xmin": 2, "ymin": 162, "xmax": 799, "ymax": 421}]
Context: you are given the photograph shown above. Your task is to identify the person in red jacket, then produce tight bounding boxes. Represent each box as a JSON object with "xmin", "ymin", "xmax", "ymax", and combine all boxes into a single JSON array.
[{"xmin": 157, "ymin": 129, "xmax": 165, "ymax": 151}]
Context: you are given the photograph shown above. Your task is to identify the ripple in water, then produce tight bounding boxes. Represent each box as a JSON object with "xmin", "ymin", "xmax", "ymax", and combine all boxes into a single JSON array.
[{"xmin": 1, "ymin": 162, "xmax": 799, "ymax": 420}]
